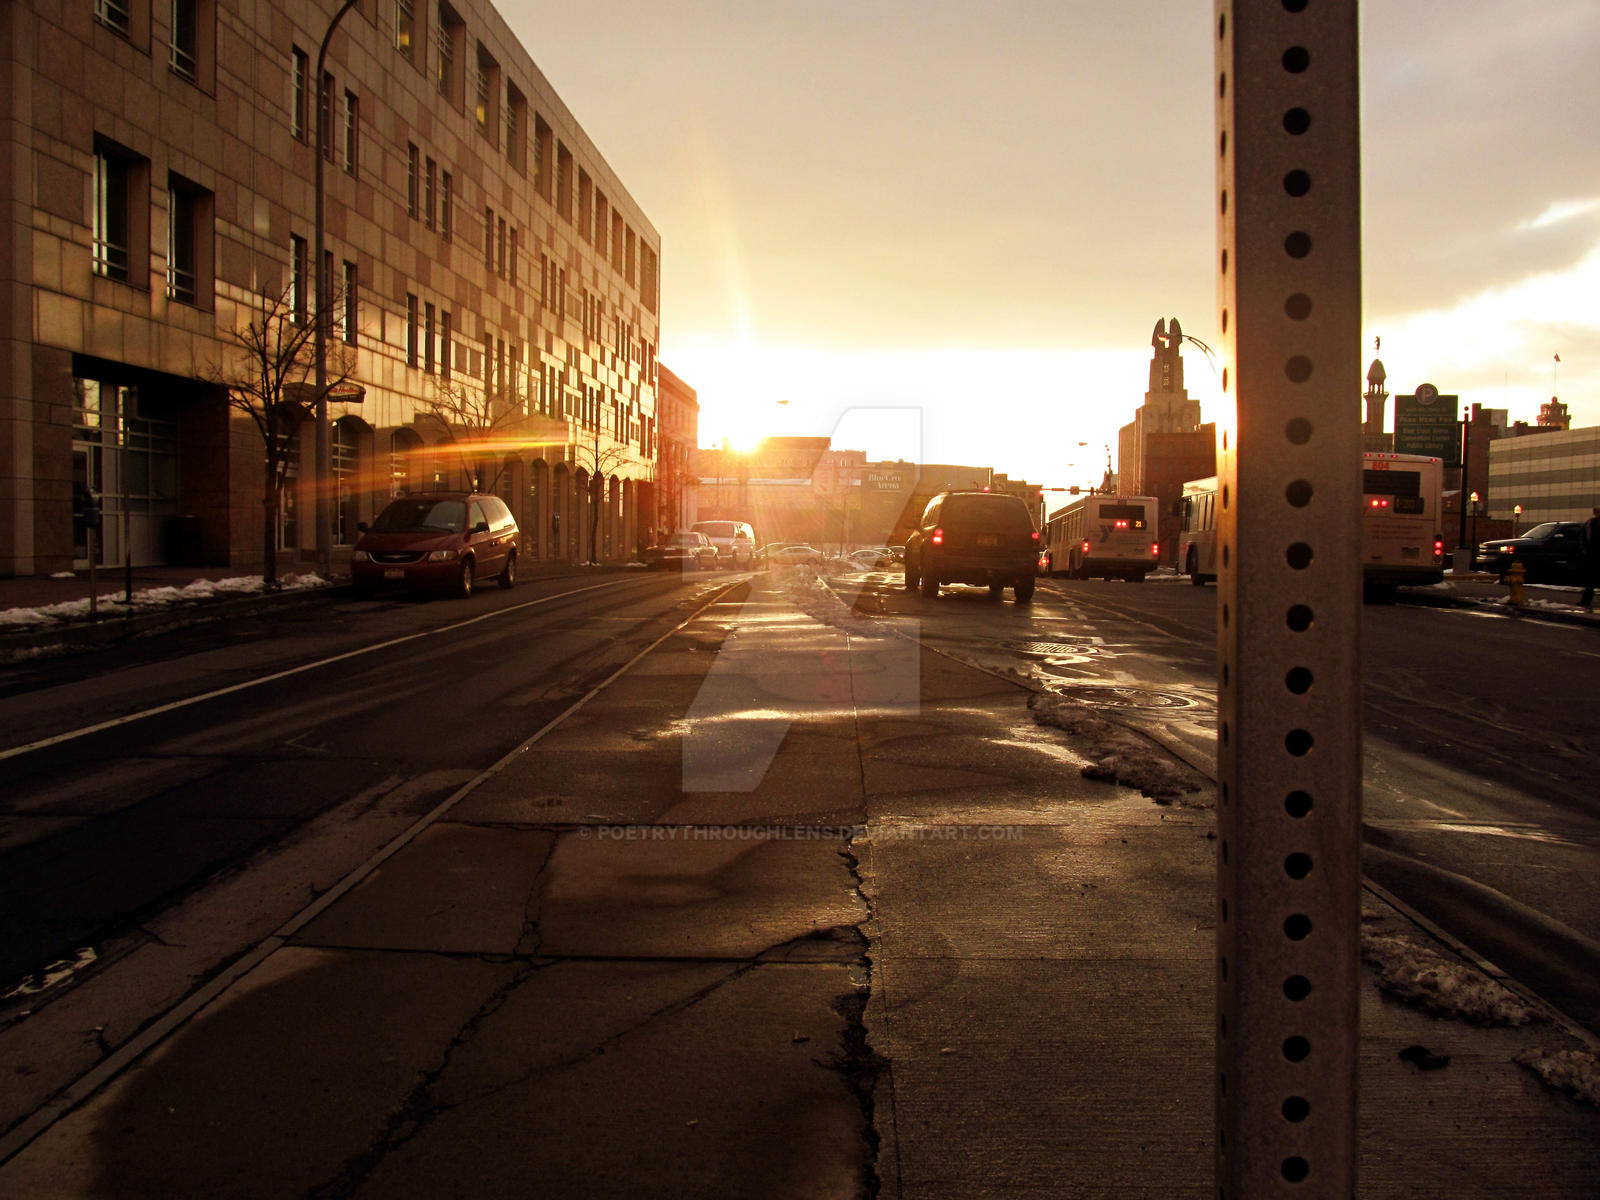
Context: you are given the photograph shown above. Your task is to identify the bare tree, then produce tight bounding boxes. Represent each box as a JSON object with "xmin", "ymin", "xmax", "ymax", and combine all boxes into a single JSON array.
[
  {"xmin": 572, "ymin": 422, "xmax": 638, "ymax": 563},
  {"xmin": 421, "ymin": 369, "xmax": 529, "ymax": 496},
  {"xmin": 210, "ymin": 283, "xmax": 353, "ymax": 587}
]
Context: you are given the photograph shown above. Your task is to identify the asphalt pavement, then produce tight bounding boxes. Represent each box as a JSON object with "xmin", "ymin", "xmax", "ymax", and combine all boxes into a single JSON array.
[{"xmin": 0, "ymin": 568, "xmax": 1595, "ymax": 1196}]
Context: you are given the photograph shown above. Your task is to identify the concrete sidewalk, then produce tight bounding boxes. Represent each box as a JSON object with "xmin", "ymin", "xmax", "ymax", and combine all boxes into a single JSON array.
[{"xmin": 0, "ymin": 576, "xmax": 1595, "ymax": 1197}]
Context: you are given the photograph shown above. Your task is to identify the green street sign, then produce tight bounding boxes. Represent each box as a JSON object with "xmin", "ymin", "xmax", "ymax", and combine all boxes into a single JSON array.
[{"xmin": 1394, "ymin": 384, "xmax": 1459, "ymax": 465}]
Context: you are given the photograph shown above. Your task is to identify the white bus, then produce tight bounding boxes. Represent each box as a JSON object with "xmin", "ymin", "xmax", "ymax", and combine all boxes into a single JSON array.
[
  {"xmin": 1176, "ymin": 476, "xmax": 1219, "ymax": 586},
  {"xmin": 1040, "ymin": 493, "xmax": 1159, "ymax": 581},
  {"xmin": 1177, "ymin": 453, "xmax": 1445, "ymax": 593}
]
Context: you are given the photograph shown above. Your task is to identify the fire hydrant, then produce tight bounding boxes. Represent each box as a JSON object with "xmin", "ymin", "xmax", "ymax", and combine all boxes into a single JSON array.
[{"xmin": 1506, "ymin": 561, "xmax": 1526, "ymax": 608}]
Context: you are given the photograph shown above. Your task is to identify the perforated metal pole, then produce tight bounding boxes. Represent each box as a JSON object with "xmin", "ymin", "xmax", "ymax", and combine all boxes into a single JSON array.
[{"xmin": 1214, "ymin": 2, "xmax": 1362, "ymax": 1195}]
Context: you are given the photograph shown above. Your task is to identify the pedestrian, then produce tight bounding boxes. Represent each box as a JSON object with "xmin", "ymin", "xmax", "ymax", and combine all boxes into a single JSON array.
[{"xmin": 1581, "ymin": 505, "xmax": 1600, "ymax": 610}]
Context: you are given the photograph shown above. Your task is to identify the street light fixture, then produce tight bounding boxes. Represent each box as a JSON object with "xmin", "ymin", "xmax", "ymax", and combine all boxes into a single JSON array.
[
  {"xmin": 313, "ymin": 0, "xmax": 361, "ymax": 581},
  {"xmin": 1513, "ymin": 504, "xmax": 1522, "ymax": 537},
  {"xmin": 1469, "ymin": 490, "xmax": 1481, "ymax": 555}
]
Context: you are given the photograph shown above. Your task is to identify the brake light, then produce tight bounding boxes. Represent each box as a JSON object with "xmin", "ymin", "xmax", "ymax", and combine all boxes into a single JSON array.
[
  {"xmin": 1432, "ymin": 536, "xmax": 1444, "ymax": 561},
  {"xmin": 1030, "ymin": 530, "xmax": 1040, "ymax": 542},
  {"xmin": 1151, "ymin": 543, "xmax": 1160, "ymax": 557},
  {"xmin": 1081, "ymin": 539, "xmax": 1090, "ymax": 553},
  {"xmin": 1368, "ymin": 497, "xmax": 1390, "ymax": 508},
  {"xmin": 1114, "ymin": 519, "xmax": 1129, "ymax": 529},
  {"xmin": 931, "ymin": 527, "xmax": 944, "ymax": 546}
]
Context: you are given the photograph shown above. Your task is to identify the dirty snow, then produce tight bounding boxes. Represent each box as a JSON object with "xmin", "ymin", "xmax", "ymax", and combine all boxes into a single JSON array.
[
  {"xmin": 1360, "ymin": 931, "xmax": 1541, "ymax": 1026},
  {"xmin": 1028, "ymin": 692, "xmax": 1202, "ymax": 802},
  {"xmin": 1512, "ymin": 1048, "xmax": 1600, "ymax": 1107},
  {"xmin": 0, "ymin": 573, "xmax": 328, "ymax": 629}
]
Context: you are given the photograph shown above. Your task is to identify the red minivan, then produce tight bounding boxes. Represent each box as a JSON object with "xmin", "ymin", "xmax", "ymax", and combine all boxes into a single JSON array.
[{"xmin": 349, "ymin": 493, "xmax": 519, "ymax": 598}]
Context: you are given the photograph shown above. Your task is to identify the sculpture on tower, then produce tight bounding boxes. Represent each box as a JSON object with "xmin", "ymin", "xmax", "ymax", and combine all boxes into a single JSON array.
[{"xmin": 1148, "ymin": 317, "xmax": 1186, "ymax": 395}]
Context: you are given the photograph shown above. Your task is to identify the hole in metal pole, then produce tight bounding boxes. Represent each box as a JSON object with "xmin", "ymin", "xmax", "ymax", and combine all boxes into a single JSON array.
[
  {"xmin": 1284, "ymin": 107, "xmax": 1311, "ymax": 135},
  {"xmin": 1286, "ymin": 479, "xmax": 1313, "ymax": 507},
  {"xmin": 1284, "ymin": 169, "xmax": 1311, "ymax": 197},
  {"xmin": 1282, "ymin": 1035, "xmax": 1311, "ymax": 1062},
  {"xmin": 1285, "ymin": 292, "xmax": 1312, "ymax": 320},
  {"xmin": 1285, "ymin": 728, "xmax": 1314, "ymax": 756},
  {"xmin": 1286, "ymin": 417, "xmax": 1312, "ymax": 444},
  {"xmin": 1286, "ymin": 542, "xmax": 1313, "ymax": 569},
  {"xmin": 1286, "ymin": 666, "xmax": 1312, "ymax": 693},
  {"xmin": 1287, "ymin": 604, "xmax": 1313, "ymax": 631},
  {"xmin": 1282, "ymin": 1156, "xmax": 1310, "ymax": 1183},
  {"xmin": 1284, "ymin": 231, "xmax": 1312, "ymax": 258},
  {"xmin": 1286, "ymin": 355, "xmax": 1313, "ymax": 383},
  {"xmin": 1282, "ymin": 1095, "xmax": 1311, "ymax": 1122},
  {"xmin": 1285, "ymin": 791, "xmax": 1313, "ymax": 817},
  {"xmin": 1285, "ymin": 852, "xmax": 1313, "ymax": 879},
  {"xmin": 1284, "ymin": 974, "xmax": 1312, "ymax": 1001},
  {"xmin": 1282, "ymin": 46, "xmax": 1310, "ymax": 74},
  {"xmin": 1284, "ymin": 913, "xmax": 1313, "ymax": 940}
]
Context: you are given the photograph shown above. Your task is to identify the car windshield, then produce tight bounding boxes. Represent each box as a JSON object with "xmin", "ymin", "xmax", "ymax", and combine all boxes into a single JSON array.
[
  {"xmin": 669, "ymin": 534, "xmax": 702, "ymax": 546},
  {"xmin": 1521, "ymin": 522, "xmax": 1558, "ymax": 540},
  {"xmin": 369, "ymin": 498, "xmax": 467, "ymax": 533},
  {"xmin": 693, "ymin": 522, "xmax": 735, "ymax": 538}
]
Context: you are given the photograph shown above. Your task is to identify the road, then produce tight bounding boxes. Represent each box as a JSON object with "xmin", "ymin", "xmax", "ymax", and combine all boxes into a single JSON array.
[
  {"xmin": 851, "ymin": 569, "xmax": 1600, "ymax": 1035},
  {"xmin": 0, "ymin": 571, "xmax": 745, "ymax": 1000},
  {"xmin": 3, "ymin": 564, "xmax": 1596, "ymax": 1042}
]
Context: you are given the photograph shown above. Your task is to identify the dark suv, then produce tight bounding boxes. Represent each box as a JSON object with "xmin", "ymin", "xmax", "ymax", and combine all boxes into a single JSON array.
[
  {"xmin": 904, "ymin": 491, "xmax": 1040, "ymax": 603},
  {"xmin": 1475, "ymin": 521, "xmax": 1585, "ymax": 584}
]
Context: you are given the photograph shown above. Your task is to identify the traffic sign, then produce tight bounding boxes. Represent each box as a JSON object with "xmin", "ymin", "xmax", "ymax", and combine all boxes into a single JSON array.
[{"xmin": 1394, "ymin": 384, "xmax": 1458, "ymax": 464}]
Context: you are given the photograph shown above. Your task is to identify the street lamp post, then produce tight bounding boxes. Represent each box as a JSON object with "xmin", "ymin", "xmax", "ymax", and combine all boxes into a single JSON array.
[
  {"xmin": 314, "ymin": 0, "xmax": 361, "ymax": 581},
  {"xmin": 1513, "ymin": 504, "xmax": 1522, "ymax": 537},
  {"xmin": 1469, "ymin": 490, "xmax": 1481, "ymax": 556}
]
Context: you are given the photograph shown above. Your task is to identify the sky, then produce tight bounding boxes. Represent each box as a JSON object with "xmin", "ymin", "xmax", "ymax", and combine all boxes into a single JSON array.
[{"xmin": 501, "ymin": 0, "xmax": 1600, "ymax": 492}]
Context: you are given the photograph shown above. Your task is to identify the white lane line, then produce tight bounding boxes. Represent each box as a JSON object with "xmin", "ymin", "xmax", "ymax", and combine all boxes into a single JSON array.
[
  {"xmin": 0, "ymin": 581, "xmax": 619, "ymax": 763},
  {"xmin": 0, "ymin": 578, "xmax": 746, "ymax": 1168}
]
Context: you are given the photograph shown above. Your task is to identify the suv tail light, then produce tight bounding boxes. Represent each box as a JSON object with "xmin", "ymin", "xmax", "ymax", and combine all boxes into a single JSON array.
[
  {"xmin": 1030, "ymin": 530, "xmax": 1040, "ymax": 543},
  {"xmin": 931, "ymin": 527, "xmax": 944, "ymax": 546}
]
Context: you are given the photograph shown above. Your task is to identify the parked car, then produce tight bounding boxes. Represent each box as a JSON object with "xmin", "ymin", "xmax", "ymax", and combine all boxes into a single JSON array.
[
  {"xmin": 690, "ymin": 520, "xmax": 757, "ymax": 567},
  {"xmin": 644, "ymin": 531, "xmax": 719, "ymax": 571},
  {"xmin": 848, "ymin": 548, "xmax": 894, "ymax": 569},
  {"xmin": 766, "ymin": 543, "xmax": 824, "ymax": 567},
  {"xmin": 903, "ymin": 491, "xmax": 1040, "ymax": 604},
  {"xmin": 349, "ymin": 493, "xmax": 519, "ymax": 599},
  {"xmin": 1475, "ymin": 521, "xmax": 1586, "ymax": 584}
]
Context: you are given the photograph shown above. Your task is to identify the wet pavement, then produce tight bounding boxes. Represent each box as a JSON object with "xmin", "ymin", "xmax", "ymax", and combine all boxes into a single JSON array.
[{"xmin": 0, "ymin": 573, "xmax": 1596, "ymax": 1196}]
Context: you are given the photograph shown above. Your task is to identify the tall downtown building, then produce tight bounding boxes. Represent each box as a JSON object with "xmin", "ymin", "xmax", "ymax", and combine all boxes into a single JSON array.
[{"xmin": 1, "ymin": 0, "xmax": 662, "ymax": 577}]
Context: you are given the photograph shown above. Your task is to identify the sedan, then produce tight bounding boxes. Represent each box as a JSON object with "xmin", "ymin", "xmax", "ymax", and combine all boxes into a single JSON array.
[
  {"xmin": 766, "ymin": 544, "xmax": 824, "ymax": 567},
  {"xmin": 643, "ymin": 531, "xmax": 719, "ymax": 571},
  {"xmin": 1476, "ymin": 521, "xmax": 1585, "ymax": 584},
  {"xmin": 848, "ymin": 548, "xmax": 894, "ymax": 569}
]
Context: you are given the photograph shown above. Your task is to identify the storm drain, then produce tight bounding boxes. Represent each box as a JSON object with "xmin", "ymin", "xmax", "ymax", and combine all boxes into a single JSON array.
[{"xmin": 1006, "ymin": 640, "xmax": 1104, "ymax": 658}]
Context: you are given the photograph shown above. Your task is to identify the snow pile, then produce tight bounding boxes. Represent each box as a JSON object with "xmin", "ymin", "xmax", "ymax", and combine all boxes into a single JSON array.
[
  {"xmin": 1360, "ymin": 931, "xmax": 1540, "ymax": 1026},
  {"xmin": 1028, "ymin": 692, "xmax": 1202, "ymax": 802},
  {"xmin": 0, "ymin": 573, "xmax": 328, "ymax": 629},
  {"xmin": 1513, "ymin": 1048, "xmax": 1600, "ymax": 1107}
]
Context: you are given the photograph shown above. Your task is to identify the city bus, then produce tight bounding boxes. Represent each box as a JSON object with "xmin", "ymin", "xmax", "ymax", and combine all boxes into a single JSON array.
[
  {"xmin": 1039, "ymin": 493, "xmax": 1159, "ymax": 581},
  {"xmin": 1176, "ymin": 453, "xmax": 1445, "ymax": 594}
]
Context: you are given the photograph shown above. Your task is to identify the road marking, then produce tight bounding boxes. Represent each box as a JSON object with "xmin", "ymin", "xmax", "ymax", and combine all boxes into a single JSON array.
[{"xmin": 0, "ymin": 581, "xmax": 620, "ymax": 762}]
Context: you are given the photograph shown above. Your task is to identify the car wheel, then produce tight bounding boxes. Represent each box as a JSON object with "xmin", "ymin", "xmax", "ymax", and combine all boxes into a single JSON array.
[
  {"xmin": 498, "ymin": 550, "xmax": 517, "ymax": 589},
  {"xmin": 988, "ymin": 582, "xmax": 1004, "ymax": 599},
  {"xmin": 903, "ymin": 562, "xmax": 919, "ymax": 591},
  {"xmin": 456, "ymin": 558, "xmax": 475, "ymax": 599},
  {"xmin": 1188, "ymin": 549, "xmax": 1204, "ymax": 585},
  {"xmin": 1014, "ymin": 578, "xmax": 1035, "ymax": 605},
  {"xmin": 919, "ymin": 565, "xmax": 939, "ymax": 598}
]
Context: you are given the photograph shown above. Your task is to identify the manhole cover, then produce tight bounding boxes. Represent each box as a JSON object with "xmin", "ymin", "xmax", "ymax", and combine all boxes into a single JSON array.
[
  {"xmin": 1043, "ymin": 684, "xmax": 1198, "ymax": 709},
  {"xmin": 1007, "ymin": 640, "xmax": 1103, "ymax": 657}
]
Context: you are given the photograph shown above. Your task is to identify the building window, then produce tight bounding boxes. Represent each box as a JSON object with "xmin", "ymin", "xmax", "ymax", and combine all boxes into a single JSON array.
[
  {"xmin": 578, "ymin": 170, "xmax": 592, "ymax": 242},
  {"xmin": 435, "ymin": 2, "xmax": 463, "ymax": 106},
  {"xmin": 474, "ymin": 43, "xmax": 499, "ymax": 143},
  {"xmin": 166, "ymin": 172, "xmax": 210, "ymax": 306},
  {"xmin": 342, "ymin": 90, "xmax": 359, "ymax": 174},
  {"xmin": 291, "ymin": 46, "xmax": 309, "ymax": 141},
  {"xmin": 484, "ymin": 207, "xmax": 494, "ymax": 269},
  {"xmin": 393, "ymin": 0, "xmax": 413, "ymax": 54},
  {"xmin": 342, "ymin": 260, "xmax": 358, "ymax": 344},
  {"xmin": 406, "ymin": 143, "xmax": 418, "ymax": 218},
  {"xmin": 509, "ymin": 227, "xmax": 518, "ymax": 287},
  {"xmin": 505, "ymin": 84, "xmax": 526, "ymax": 172},
  {"xmin": 424, "ymin": 156, "xmax": 436, "ymax": 230},
  {"xmin": 625, "ymin": 227, "xmax": 636, "ymax": 287},
  {"xmin": 93, "ymin": 142, "xmax": 141, "ymax": 283},
  {"xmin": 441, "ymin": 171, "xmax": 453, "ymax": 241},
  {"xmin": 594, "ymin": 191, "xmax": 608, "ymax": 260},
  {"xmin": 539, "ymin": 253, "xmax": 551, "ymax": 308},
  {"xmin": 440, "ymin": 311, "xmax": 452, "ymax": 380},
  {"xmin": 406, "ymin": 293, "xmax": 419, "ymax": 366},
  {"xmin": 95, "ymin": 0, "xmax": 133, "ymax": 38},
  {"xmin": 290, "ymin": 234, "xmax": 308, "ymax": 323},
  {"xmin": 556, "ymin": 142, "xmax": 573, "ymax": 221},
  {"xmin": 169, "ymin": 0, "xmax": 198, "ymax": 81},
  {"xmin": 534, "ymin": 115, "xmax": 552, "ymax": 200},
  {"xmin": 318, "ymin": 71, "xmax": 334, "ymax": 159},
  {"xmin": 424, "ymin": 302, "xmax": 435, "ymax": 374},
  {"xmin": 496, "ymin": 216, "xmax": 507, "ymax": 277},
  {"xmin": 611, "ymin": 211, "xmax": 624, "ymax": 272}
]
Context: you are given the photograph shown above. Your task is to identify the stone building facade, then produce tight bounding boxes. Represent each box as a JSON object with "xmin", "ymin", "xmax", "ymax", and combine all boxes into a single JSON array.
[{"xmin": 1, "ymin": 0, "xmax": 661, "ymax": 576}]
